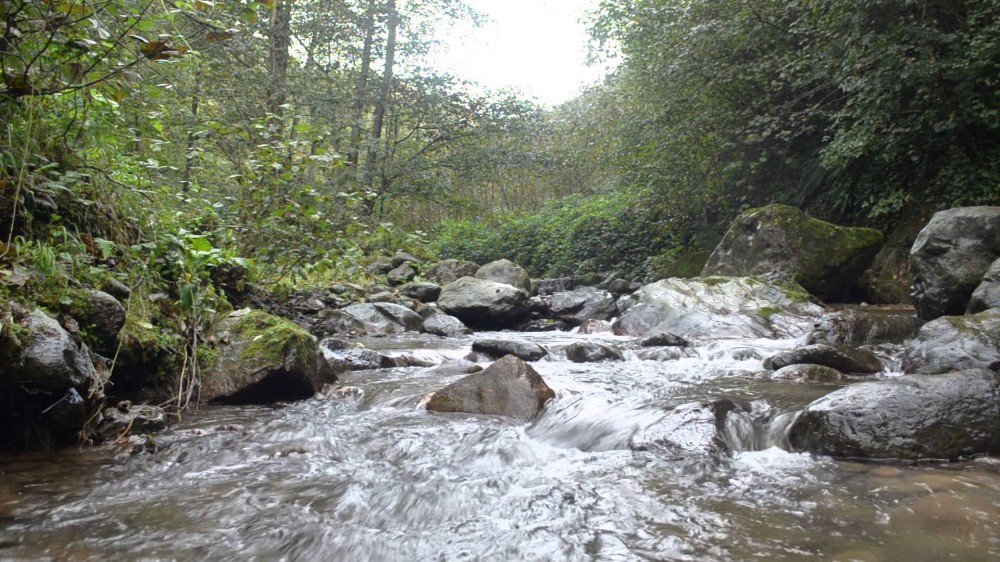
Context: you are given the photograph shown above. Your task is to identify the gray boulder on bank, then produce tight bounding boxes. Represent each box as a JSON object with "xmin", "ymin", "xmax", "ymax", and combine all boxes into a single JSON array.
[
  {"xmin": 400, "ymin": 281, "xmax": 442, "ymax": 302},
  {"xmin": 80, "ymin": 289, "xmax": 127, "ymax": 356},
  {"xmin": 426, "ymin": 355, "xmax": 556, "ymax": 420},
  {"xmin": 612, "ymin": 277, "xmax": 822, "ymax": 339},
  {"xmin": 317, "ymin": 302, "xmax": 423, "ymax": 336},
  {"xmin": 421, "ymin": 312, "xmax": 472, "ymax": 337},
  {"xmin": 425, "ymin": 259, "xmax": 479, "ymax": 285},
  {"xmin": 475, "ymin": 259, "xmax": 532, "ymax": 293},
  {"xmin": 387, "ymin": 263, "xmax": 417, "ymax": 286},
  {"xmin": 472, "ymin": 338, "xmax": 548, "ymax": 361},
  {"xmin": 702, "ymin": 205, "xmax": 883, "ymax": 301},
  {"xmin": 437, "ymin": 276, "xmax": 530, "ymax": 329},
  {"xmin": 901, "ymin": 308, "xmax": 1000, "ymax": 374},
  {"xmin": 14, "ymin": 309, "xmax": 99, "ymax": 391},
  {"xmin": 788, "ymin": 369, "xmax": 1000, "ymax": 460},
  {"xmin": 763, "ymin": 344, "xmax": 882, "ymax": 374},
  {"xmin": 548, "ymin": 287, "xmax": 617, "ymax": 325},
  {"xmin": 968, "ymin": 257, "xmax": 1000, "ymax": 314},
  {"xmin": 910, "ymin": 206, "xmax": 1000, "ymax": 320},
  {"xmin": 536, "ymin": 277, "xmax": 574, "ymax": 296}
]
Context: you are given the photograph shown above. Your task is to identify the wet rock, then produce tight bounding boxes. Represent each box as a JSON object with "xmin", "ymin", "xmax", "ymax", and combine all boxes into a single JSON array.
[
  {"xmin": 433, "ymin": 359, "xmax": 484, "ymax": 376},
  {"xmin": 421, "ymin": 312, "xmax": 472, "ymax": 337},
  {"xmin": 770, "ymin": 364, "xmax": 844, "ymax": 383},
  {"xmin": 639, "ymin": 331, "xmax": 689, "ymax": 348},
  {"xmin": 472, "ymin": 338, "xmax": 548, "ymax": 361},
  {"xmin": 901, "ymin": 308, "xmax": 1000, "ymax": 374},
  {"xmin": 703, "ymin": 204, "xmax": 883, "ymax": 301},
  {"xmin": 731, "ymin": 349, "xmax": 763, "ymax": 361},
  {"xmin": 400, "ymin": 282, "xmax": 442, "ymax": 302},
  {"xmin": 612, "ymin": 277, "xmax": 822, "ymax": 339},
  {"xmin": 549, "ymin": 287, "xmax": 616, "ymax": 325},
  {"xmin": 96, "ymin": 403, "xmax": 168, "ymax": 442},
  {"xmin": 321, "ymin": 344, "xmax": 394, "ymax": 373},
  {"xmin": 536, "ymin": 277, "xmax": 574, "ymax": 296},
  {"xmin": 629, "ymin": 400, "xmax": 752, "ymax": 455},
  {"xmin": 521, "ymin": 318, "xmax": 572, "ymax": 332},
  {"xmin": 910, "ymin": 206, "xmax": 1000, "ymax": 320},
  {"xmin": 426, "ymin": 355, "xmax": 555, "ymax": 420},
  {"xmin": 807, "ymin": 308, "xmax": 923, "ymax": 346},
  {"xmin": 564, "ymin": 342, "xmax": 624, "ymax": 363},
  {"xmin": 763, "ymin": 344, "xmax": 882, "ymax": 374},
  {"xmin": 438, "ymin": 277, "xmax": 530, "ymax": 329},
  {"xmin": 425, "ymin": 259, "xmax": 479, "ymax": 285},
  {"xmin": 387, "ymin": 263, "xmax": 418, "ymax": 286},
  {"xmin": 14, "ymin": 309, "xmax": 98, "ymax": 391},
  {"xmin": 788, "ymin": 369, "xmax": 1000, "ymax": 460},
  {"xmin": 202, "ymin": 310, "xmax": 330, "ymax": 404},
  {"xmin": 391, "ymin": 251, "xmax": 421, "ymax": 268},
  {"xmin": 78, "ymin": 290, "xmax": 125, "ymax": 355},
  {"xmin": 318, "ymin": 303, "xmax": 421, "ymax": 336},
  {"xmin": 475, "ymin": 259, "xmax": 532, "ymax": 293},
  {"xmin": 967, "ymin": 257, "xmax": 1000, "ymax": 313},
  {"xmin": 366, "ymin": 260, "xmax": 393, "ymax": 275}
]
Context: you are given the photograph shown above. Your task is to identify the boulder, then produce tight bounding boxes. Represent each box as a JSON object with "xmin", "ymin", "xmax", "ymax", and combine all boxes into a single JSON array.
[
  {"xmin": 639, "ymin": 331, "xmax": 689, "ymax": 348},
  {"xmin": 432, "ymin": 359, "xmax": 484, "ymax": 376},
  {"xmin": 901, "ymin": 308, "xmax": 1000, "ymax": 374},
  {"xmin": 770, "ymin": 364, "xmax": 844, "ymax": 383},
  {"xmin": 612, "ymin": 277, "xmax": 822, "ymax": 339},
  {"xmin": 387, "ymin": 263, "xmax": 417, "ymax": 286},
  {"xmin": 400, "ymin": 282, "xmax": 442, "ymax": 302},
  {"xmin": 320, "ymin": 344, "xmax": 394, "ymax": 373},
  {"xmin": 202, "ymin": 310, "xmax": 331, "ymax": 404},
  {"xmin": 14, "ymin": 309, "xmax": 98, "ymax": 392},
  {"xmin": 472, "ymin": 338, "xmax": 548, "ymax": 361},
  {"xmin": 425, "ymin": 259, "xmax": 479, "ymax": 285},
  {"xmin": 564, "ymin": 342, "xmax": 624, "ymax": 363},
  {"xmin": 79, "ymin": 290, "xmax": 127, "ymax": 355},
  {"xmin": 317, "ymin": 303, "xmax": 422, "ymax": 336},
  {"xmin": 438, "ymin": 277, "xmax": 530, "ymax": 329},
  {"xmin": 702, "ymin": 205, "xmax": 884, "ymax": 301},
  {"xmin": 763, "ymin": 344, "xmax": 882, "ymax": 374},
  {"xmin": 391, "ymin": 251, "xmax": 421, "ymax": 268},
  {"xmin": 788, "ymin": 369, "xmax": 1000, "ymax": 460},
  {"xmin": 636, "ymin": 347, "xmax": 697, "ymax": 362},
  {"xmin": 629, "ymin": 400, "xmax": 752, "ymax": 455},
  {"xmin": 536, "ymin": 277, "xmax": 575, "ymax": 297},
  {"xmin": 366, "ymin": 260, "xmax": 393, "ymax": 275},
  {"xmin": 807, "ymin": 308, "xmax": 923, "ymax": 346},
  {"xmin": 910, "ymin": 206, "xmax": 1000, "ymax": 320},
  {"xmin": 426, "ymin": 355, "xmax": 556, "ymax": 420},
  {"xmin": 96, "ymin": 403, "xmax": 167, "ymax": 442},
  {"xmin": 422, "ymin": 313, "xmax": 471, "ymax": 337},
  {"xmin": 548, "ymin": 287, "xmax": 617, "ymax": 325},
  {"xmin": 577, "ymin": 319, "xmax": 614, "ymax": 334},
  {"xmin": 475, "ymin": 259, "xmax": 532, "ymax": 293},
  {"xmin": 968, "ymin": 258, "xmax": 1000, "ymax": 314},
  {"xmin": 101, "ymin": 277, "xmax": 132, "ymax": 300}
]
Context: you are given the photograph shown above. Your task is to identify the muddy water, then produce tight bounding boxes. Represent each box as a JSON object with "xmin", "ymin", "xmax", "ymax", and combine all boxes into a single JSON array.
[{"xmin": 2, "ymin": 330, "xmax": 999, "ymax": 561}]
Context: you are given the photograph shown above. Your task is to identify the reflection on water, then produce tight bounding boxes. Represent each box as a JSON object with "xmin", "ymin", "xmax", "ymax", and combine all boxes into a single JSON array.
[{"xmin": 2, "ymin": 330, "xmax": 999, "ymax": 560}]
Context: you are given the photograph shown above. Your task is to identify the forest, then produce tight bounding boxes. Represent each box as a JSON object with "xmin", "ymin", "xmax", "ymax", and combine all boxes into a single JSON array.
[{"xmin": 1, "ymin": 1, "xmax": 1000, "ymax": 558}]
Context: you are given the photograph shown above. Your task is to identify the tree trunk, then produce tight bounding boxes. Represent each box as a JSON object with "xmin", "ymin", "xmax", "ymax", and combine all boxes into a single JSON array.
[
  {"xmin": 347, "ymin": 0, "xmax": 377, "ymax": 172},
  {"xmin": 266, "ymin": 0, "xmax": 293, "ymax": 142},
  {"xmin": 363, "ymin": 0, "xmax": 398, "ymax": 214}
]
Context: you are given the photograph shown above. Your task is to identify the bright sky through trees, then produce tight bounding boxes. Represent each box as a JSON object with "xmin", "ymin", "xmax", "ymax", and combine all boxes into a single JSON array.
[{"xmin": 432, "ymin": 0, "xmax": 607, "ymax": 106}]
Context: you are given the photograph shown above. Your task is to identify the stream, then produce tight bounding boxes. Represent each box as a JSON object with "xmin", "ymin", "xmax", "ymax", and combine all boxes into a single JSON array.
[{"xmin": 2, "ymin": 328, "xmax": 1000, "ymax": 560}]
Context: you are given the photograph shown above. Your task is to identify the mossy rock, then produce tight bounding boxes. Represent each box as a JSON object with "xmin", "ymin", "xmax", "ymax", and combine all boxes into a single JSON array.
[
  {"xmin": 201, "ymin": 309, "xmax": 331, "ymax": 404},
  {"xmin": 703, "ymin": 205, "xmax": 883, "ymax": 302}
]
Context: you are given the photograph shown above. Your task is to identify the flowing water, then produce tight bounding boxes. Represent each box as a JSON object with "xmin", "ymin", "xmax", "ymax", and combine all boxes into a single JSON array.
[{"xmin": 2, "ymin": 328, "xmax": 1000, "ymax": 561}]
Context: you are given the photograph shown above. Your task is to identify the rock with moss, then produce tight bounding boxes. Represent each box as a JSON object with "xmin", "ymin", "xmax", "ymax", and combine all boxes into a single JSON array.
[
  {"xmin": 612, "ymin": 277, "xmax": 823, "ymax": 339},
  {"xmin": 702, "ymin": 205, "xmax": 883, "ymax": 302},
  {"xmin": 968, "ymin": 257, "xmax": 1000, "ymax": 314},
  {"xmin": 202, "ymin": 309, "xmax": 332, "ymax": 404},
  {"xmin": 77, "ymin": 289, "xmax": 126, "ymax": 356},
  {"xmin": 426, "ymin": 355, "xmax": 555, "ymax": 420},
  {"xmin": 807, "ymin": 307, "xmax": 923, "ymax": 346},
  {"xmin": 901, "ymin": 308, "xmax": 1000, "ymax": 374},
  {"xmin": 910, "ymin": 206, "xmax": 1000, "ymax": 320}
]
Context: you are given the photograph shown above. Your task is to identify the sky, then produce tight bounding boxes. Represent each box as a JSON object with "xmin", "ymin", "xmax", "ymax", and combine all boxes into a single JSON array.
[{"xmin": 431, "ymin": 0, "xmax": 609, "ymax": 106}]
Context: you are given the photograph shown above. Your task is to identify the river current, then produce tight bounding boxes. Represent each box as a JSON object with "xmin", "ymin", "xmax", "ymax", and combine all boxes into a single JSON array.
[{"xmin": 2, "ymin": 328, "xmax": 999, "ymax": 560}]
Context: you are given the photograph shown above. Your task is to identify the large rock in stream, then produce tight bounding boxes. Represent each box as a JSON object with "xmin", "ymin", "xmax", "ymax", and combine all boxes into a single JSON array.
[
  {"xmin": 548, "ymin": 287, "xmax": 617, "ymax": 325},
  {"xmin": 438, "ymin": 277, "xmax": 530, "ymax": 329},
  {"xmin": 475, "ymin": 259, "xmax": 532, "ymax": 293},
  {"xmin": 612, "ymin": 277, "xmax": 823, "ymax": 339},
  {"xmin": 472, "ymin": 338, "xmax": 548, "ymax": 361},
  {"xmin": 764, "ymin": 344, "xmax": 883, "ymax": 374},
  {"xmin": 807, "ymin": 307, "xmax": 923, "ymax": 346},
  {"xmin": 788, "ymin": 369, "xmax": 1000, "ymax": 460},
  {"xmin": 702, "ymin": 205, "xmax": 883, "ymax": 301},
  {"xmin": 910, "ymin": 206, "xmax": 1000, "ymax": 320},
  {"xmin": 901, "ymin": 308, "xmax": 1000, "ymax": 374},
  {"xmin": 202, "ymin": 310, "xmax": 334, "ymax": 404},
  {"xmin": 426, "ymin": 355, "xmax": 555, "ymax": 420}
]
